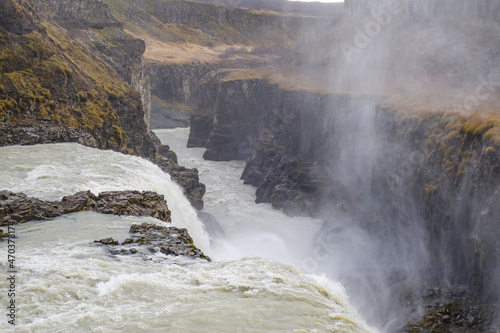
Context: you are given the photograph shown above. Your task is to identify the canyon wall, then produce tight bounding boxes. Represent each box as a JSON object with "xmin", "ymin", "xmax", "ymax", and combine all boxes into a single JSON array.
[
  {"xmin": 188, "ymin": 72, "xmax": 500, "ymax": 328},
  {"xmin": 144, "ymin": 0, "xmax": 332, "ymax": 43}
]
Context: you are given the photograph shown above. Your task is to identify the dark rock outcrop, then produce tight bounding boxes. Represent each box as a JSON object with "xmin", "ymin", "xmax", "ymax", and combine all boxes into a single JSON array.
[
  {"xmin": 154, "ymin": 155, "xmax": 206, "ymax": 210},
  {"xmin": 0, "ymin": 190, "xmax": 208, "ymax": 260},
  {"xmin": 187, "ymin": 74, "xmax": 281, "ymax": 161},
  {"xmin": 95, "ymin": 222, "xmax": 210, "ymax": 260},
  {"xmin": 401, "ymin": 285, "xmax": 497, "ymax": 332},
  {"xmin": 0, "ymin": 190, "xmax": 171, "ymax": 226}
]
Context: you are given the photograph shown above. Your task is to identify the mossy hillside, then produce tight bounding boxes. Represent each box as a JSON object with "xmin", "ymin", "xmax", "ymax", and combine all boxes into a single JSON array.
[{"xmin": 0, "ymin": 8, "xmax": 151, "ymax": 153}]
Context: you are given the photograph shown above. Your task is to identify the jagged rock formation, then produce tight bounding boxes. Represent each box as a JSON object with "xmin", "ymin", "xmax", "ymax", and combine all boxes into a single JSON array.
[
  {"xmin": 155, "ymin": 148, "xmax": 207, "ymax": 210},
  {"xmin": 0, "ymin": 190, "xmax": 171, "ymax": 226},
  {"xmin": 96, "ymin": 222, "xmax": 210, "ymax": 260}
]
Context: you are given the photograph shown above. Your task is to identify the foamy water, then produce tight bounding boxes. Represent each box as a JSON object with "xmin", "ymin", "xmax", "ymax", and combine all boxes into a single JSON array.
[{"xmin": 0, "ymin": 133, "xmax": 376, "ymax": 332}]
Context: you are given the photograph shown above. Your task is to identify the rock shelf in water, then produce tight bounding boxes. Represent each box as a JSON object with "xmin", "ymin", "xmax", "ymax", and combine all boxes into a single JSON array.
[
  {"xmin": 0, "ymin": 190, "xmax": 171, "ymax": 226},
  {"xmin": 0, "ymin": 190, "xmax": 209, "ymax": 260},
  {"xmin": 95, "ymin": 223, "xmax": 211, "ymax": 261}
]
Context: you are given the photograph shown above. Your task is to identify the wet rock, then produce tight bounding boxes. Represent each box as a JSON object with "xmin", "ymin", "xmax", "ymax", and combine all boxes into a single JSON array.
[
  {"xmin": 0, "ymin": 123, "xmax": 98, "ymax": 148},
  {"xmin": 157, "ymin": 145, "xmax": 178, "ymax": 164},
  {"xmin": 95, "ymin": 222, "xmax": 210, "ymax": 260},
  {"xmin": 155, "ymin": 158, "xmax": 206, "ymax": 210},
  {"xmin": 0, "ymin": 190, "xmax": 171, "ymax": 226},
  {"xmin": 98, "ymin": 237, "xmax": 118, "ymax": 245},
  {"xmin": 188, "ymin": 113, "xmax": 214, "ymax": 148},
  {"xmin": 0, "ymin": 190, "xmax": 62, "ymax": 225},
  {"xmin": 94, "ymin": 191, "xmax": 171, "ymax": 222},
  {"xmin": 401, "ymin": 284, "xmax": 498, "ymax": 333}
]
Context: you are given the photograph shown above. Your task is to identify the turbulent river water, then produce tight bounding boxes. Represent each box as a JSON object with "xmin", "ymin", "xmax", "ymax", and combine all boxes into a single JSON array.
[{"xmin": 0, "ymin": 128, "xmax": 376, "ymax": 332}]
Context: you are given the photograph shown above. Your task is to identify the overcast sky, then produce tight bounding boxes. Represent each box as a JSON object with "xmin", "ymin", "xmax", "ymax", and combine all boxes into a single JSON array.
[{"xmin": 289, "ymin": 0, "xmax": 344, "ymax": 2}]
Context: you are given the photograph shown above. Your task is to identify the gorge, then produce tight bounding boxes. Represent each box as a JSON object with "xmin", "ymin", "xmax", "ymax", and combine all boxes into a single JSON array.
[{"xmin": 1, "ymin": 0, "xmax": 500, "ymax": 332}]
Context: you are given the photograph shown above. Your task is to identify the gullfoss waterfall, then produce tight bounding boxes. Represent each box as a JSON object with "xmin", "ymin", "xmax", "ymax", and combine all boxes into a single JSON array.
[{"xmin": 0, "ymin": 132, "xmax": 375, "ymax": 332}]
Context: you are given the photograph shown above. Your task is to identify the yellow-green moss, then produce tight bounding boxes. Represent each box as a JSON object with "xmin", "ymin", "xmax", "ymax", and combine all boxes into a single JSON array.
[
  {"xmin": 43, "ymin": 21, "xmax": 130, "ymax": 98},
  {"xmin": 5, "ymin": 70, "xmax": 51, "ymax": 101},
  {"xmin": 40, "ymin": 56, "xmax": 73, "ymax": 76}
]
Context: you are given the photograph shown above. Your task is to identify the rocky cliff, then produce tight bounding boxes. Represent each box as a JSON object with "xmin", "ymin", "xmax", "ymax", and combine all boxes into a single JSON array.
[
  {"xmin": 0, "ymin": 0, "xmax": 207, "ymax": 208},
  {"xmin": 187, "ymin": 66, "xmax": 500, "ymax": 329},
  {"xmin": 0, "ymin": 0, "xmax": 156, "ymax": 157}
]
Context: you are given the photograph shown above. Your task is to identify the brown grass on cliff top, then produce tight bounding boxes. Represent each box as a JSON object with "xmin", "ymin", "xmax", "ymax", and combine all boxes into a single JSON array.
[{"xmin": 125, "ymin": 29, "xmax": 273, "ymax": 65}]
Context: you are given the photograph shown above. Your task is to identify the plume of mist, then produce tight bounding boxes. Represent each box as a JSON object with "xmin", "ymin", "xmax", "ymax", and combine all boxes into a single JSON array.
[{"xmin": 287, "ymin": 0, "xmax": 500, "ymax": 330}]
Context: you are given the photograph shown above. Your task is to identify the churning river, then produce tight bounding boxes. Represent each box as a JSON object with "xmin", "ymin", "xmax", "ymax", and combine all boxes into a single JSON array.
[{"xmin": 0, "ymin": 128, "xmax": 376, "ymax": 332}]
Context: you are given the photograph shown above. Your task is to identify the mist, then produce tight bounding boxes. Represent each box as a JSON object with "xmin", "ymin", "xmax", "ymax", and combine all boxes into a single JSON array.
[{"xmin": 282, "ymin": 0, "xmax": 500, "ymax": 330}]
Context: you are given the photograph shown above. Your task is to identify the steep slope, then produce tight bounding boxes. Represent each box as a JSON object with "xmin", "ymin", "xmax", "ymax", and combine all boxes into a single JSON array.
[{"xmin": 0, "ymin": 0, "xmax": 156, "ymax": 157}]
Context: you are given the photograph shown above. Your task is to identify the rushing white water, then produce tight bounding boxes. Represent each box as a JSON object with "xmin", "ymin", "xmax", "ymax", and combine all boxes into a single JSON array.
[
  {"xmin": 155, "ymin": 128, "xmax": 324, "ymax": 267},
  {"xmin": 0, "ymin": 132, "xmax": 376, "ymax": 332}
]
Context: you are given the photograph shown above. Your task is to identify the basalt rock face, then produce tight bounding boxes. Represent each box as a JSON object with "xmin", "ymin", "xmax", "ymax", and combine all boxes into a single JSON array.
[
  {"xmin": 188, "ymin": 74, "xmax": 500, "ymax": 328},
  {"xmin": 148, "ymin": 62, "xmax": 219, "ymax": 129},
  {"xmin": 149, "ymin": 63, "xmax": 220, "ymax": 107},
  {"xmin": 188, "ymin": 75, "xmax": 282, "ymax": 161},
  {"xmin": 155, "ymin": 154, "xmax": 206, "ymax": 210},
  {"xmin": 28, "ymin": 0, "xmax": 121, "ymax": 29},
  {"xmin": 373, "ymin": 106, "xmax": 500, "ymax": 300},
  {"xmin": 0, "ymin": 190, "xmax": 171, "ymax": 226},
  {"xmin": 143, "ymin": 0, "xmax": 329, "ymax": 44}
]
